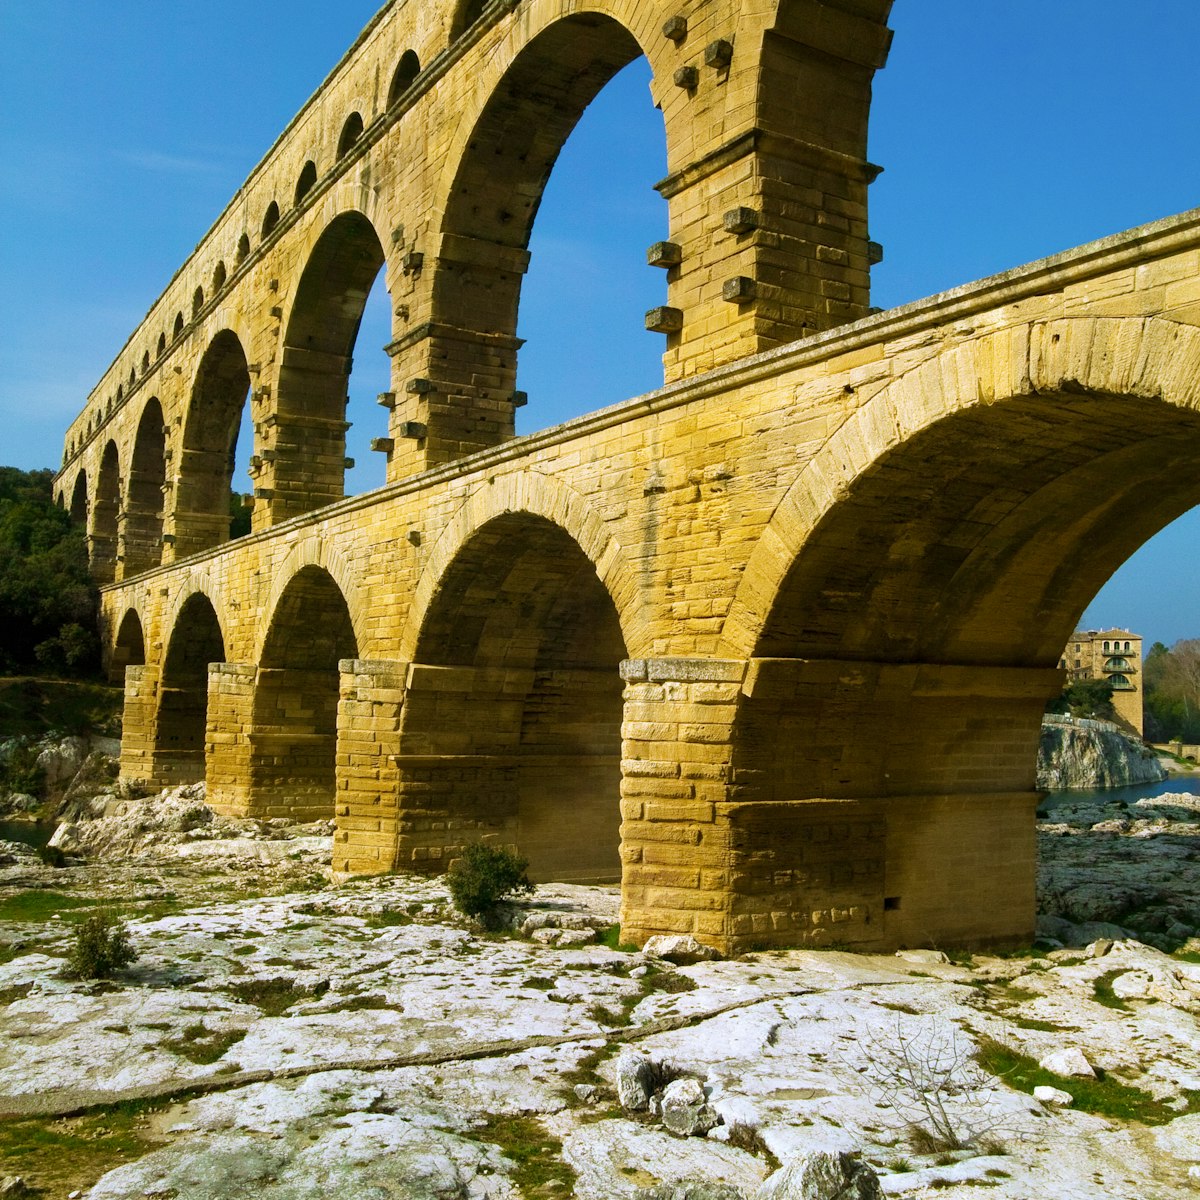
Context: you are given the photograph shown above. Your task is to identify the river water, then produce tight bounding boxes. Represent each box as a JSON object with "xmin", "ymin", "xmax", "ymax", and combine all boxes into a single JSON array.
[
  {"xmin": 1041, "ymin": 772, "xmax": 1200, "ymax": 812},
  {"xmin": 0, "ymin": 819, "xmax": 52, "ymax": 852}
]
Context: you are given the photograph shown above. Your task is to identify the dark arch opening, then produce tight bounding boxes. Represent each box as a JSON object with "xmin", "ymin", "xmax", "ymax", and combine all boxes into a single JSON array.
[
  {"xmin": 731, "ymin": 390, "xmax": 1200, "ymax": 951},
  {"xmin": 276, "ymin": 210, "xmax": 389, "ymax": 516},
  {"xmin": 173, "ymin": 312, "xmax": 184, "ymax": 340},
  {"xmin": 174, "ymin": 330, "xmax": 251, "ymax": 557},
  {"xmin": 157, "ymin": 332, "xmax": 167, "ymax": 356},
  {"xmin": 192, "ymin": 286, "xmax": 204, "ymax": 316},
  {"xmin": 115, "ymin": 385, "xmax": 123, "ymax": 403},
  {"xmin": 141, "ymin": 351, "xmax": 150, "ymax": 374},
  {"xmin": 123, "ymin": 397, "xmax": 167, "ymax": 576},
  {"xmin": 294, "ymin": 160, "xmax": 318, "ymax": 205},
  {"xmin": 92, "ymin": 441, "xmax": 121, "ymax": 583},
  {"xmin": 252, "ymin": 567, "xmax": 358, "ymax": 820},
  {"xmin": 432, "ymin": 14, "xmax": 658, "ymax": 456},
  {"xmin": 156, "ymin": 593, "xmax": 225, "ymax": 785},
  {"xmin": 110, "ymin": 608, "xmax": 146, "ymax": 685},
  {"xmin": 128, "ymin": 365, "xmax": 136, "ymax": 386},
  {"xmin": 406, "ymin": 513, "xmax": 627, "ymax": 882},
  {"xmin": 236, "ymin": 233, "xmax": 250, "ymax": 264},
  {"xmin": 450, "ymin": 0, "xmax": 491, "ymax": 41},
  {"xmin": 337, "ymin": 112, "xmax": 364, "ymax": 159},
  {"xmin": 262, "ymin": 200, "xmax": 280, "ymax": 238},
  {"xmin": 387, "ymin": 50, "xmax": 420, "ymax": 106},
  {"xmin": 69, "ymin": 471, "xmax": 88, "ymax": 527},
  {"xmin": 212, "ymin": 261, "xmax": 227, "ymax": 292}
]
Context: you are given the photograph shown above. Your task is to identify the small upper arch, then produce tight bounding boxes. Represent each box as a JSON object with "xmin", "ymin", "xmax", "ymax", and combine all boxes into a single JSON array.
[
  {"xmin": 192, "ymin": 285, "xmax": 205, "ymax": 316},
  {"xmin": 450, "ymin": 0, "xmax": 491, "ymax": 42},
  {"xmin": 212, "ymin": 261, "xmax": 227, "ymax": 292},
  {"xmin": 173, "ymin": 312, "xmax": 185, "ymax": 340},
  {"xmin": 236, "ymin": 233, "xmax": 250, "ymax": 265},
  {"xmin": 294, "ymin": 159, "xmax": 318, "ymax": 205},
  {"xmin": 262, "ymin": 200, "xmax": 281, "ymax": 238},
  {"xmin": 337, "ymin": 112, "xmax": 364, "ymax": 159},
  {"xmin": 388, "ymin": 50, "xmax": 421, "ymax": 106}
]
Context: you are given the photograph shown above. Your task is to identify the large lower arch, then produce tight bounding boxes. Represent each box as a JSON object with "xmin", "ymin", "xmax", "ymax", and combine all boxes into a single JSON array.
[
  {"xmin": 154, "ymin": 592, "xmax": 226, "ymax": 786},
  {"xmin": 249, "ymin": 566, "xmax": 359, "ymax": 820},
  {"xmin": 396, "ymin": 512, "xmax": 629, "ymax": 882},
  {"xmin": 718, "ymin": 316, "xmax": 1200, "ymax": 951},
  {"xmin": 274, "ymin": 210, "xmax": 388, "ymax": 522},
  {"xmin": 122, "ymin": 398, "xmax": 167, "ymax": 576},
  {"xmin": 413, "ymin": 13, "xmax": 648, "ymax": 467},
  {"xmin": 173, "ymin": 330, "xmax": 251, "ymax": 558}
]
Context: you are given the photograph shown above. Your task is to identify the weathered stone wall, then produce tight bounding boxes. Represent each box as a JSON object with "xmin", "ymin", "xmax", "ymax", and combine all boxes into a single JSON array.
[{"xmin": 53, "ymin": 0, "xmax": 1200, "ymax": 953}]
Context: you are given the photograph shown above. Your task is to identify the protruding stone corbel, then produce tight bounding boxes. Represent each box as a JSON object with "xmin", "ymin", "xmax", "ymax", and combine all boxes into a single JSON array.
[
  {"xmin": 647, "ymin": 241, "xmax": 682, "ymax": 268},
  {"xmin": 645, "ymin": 306, "xmax": 683, "ymax": 334}
]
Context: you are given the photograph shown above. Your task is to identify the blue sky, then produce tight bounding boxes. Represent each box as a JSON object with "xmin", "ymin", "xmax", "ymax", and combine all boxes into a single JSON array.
[{"xmin": 1, "ymin": 1, "xmax": 1197, "ymax": 647}]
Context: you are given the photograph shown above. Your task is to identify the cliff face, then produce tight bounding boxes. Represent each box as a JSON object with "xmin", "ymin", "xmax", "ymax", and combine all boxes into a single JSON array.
[{"xmin": 1037, "ymin": 717, "xmax": 1168, "ymax": 790}]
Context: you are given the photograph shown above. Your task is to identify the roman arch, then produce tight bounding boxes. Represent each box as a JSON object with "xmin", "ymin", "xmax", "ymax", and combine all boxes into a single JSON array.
[{"xmin": 57, "ymin": 0, "xmax": 1200, "ymax": 952}]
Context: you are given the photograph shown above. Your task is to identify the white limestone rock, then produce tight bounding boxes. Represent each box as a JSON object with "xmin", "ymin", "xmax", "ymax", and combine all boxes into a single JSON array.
[
  {"xmin": 1038, "ymin": 1048, "xmax": 1096, "ymax": 1079},
  {"xmin": 642, "ymin": 935, "xmax": 721, "ymax": 964},
  {"xmin": 1034, "ymin": 1085, "xmax": 1074, "ymax": 1106},
  {"xmin": 616, "ymin": 1050, "xmax": 656, "ymax": 1111},
  {"xmin": 661, "ymin": 1077, "xmax": 720, "ymax": 1137},
  {"xmin": 893, "ymin": 949, "xmax": 949, "ymax": 965},
  {"xmin": 753, "ymin": 1150, "xmax": 882, "ymax": 1200}
]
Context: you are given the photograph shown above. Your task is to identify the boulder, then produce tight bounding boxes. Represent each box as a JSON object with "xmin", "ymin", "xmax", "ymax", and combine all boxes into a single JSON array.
[
  {"xmin": 1038, "ymin": 1048, "xmax": 1095, "ymax": 1079},
  {"xmin": 754, "ymin": 1150, "xmax": 882, "ymax": 1200},
  {"xmin": 661, "ymin": 1077, "xmax": 720, "ymax": 1138},
  {"xmin": 637, "ymin": 1182, "xmax": 746, "ymax": 1200},
  {"xmin": 615, "ymin": 1049, "xmax": 655, "ymax": 1111},
  {"xmin": 35, "ymin": 736, "xmax": 88, "ymax": 793},
  {"xmin": 893, "ymin": 948, "xmax": 950, "ymax": 965},
  {"xmin": 0, "ymin": 840, "xmax": 39, "ymax": 867},
  {"xmin": 642, "ymin": 934, "xmax": 721, "ymax": 964},
  {"xmin": 1034, "ymin": 1085, "xmax": 1074, "ymax": 1106}
]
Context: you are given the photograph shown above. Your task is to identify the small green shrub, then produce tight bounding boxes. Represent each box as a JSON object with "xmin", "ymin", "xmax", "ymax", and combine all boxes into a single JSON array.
[
  {"xmin": 445, "ymin": 842, "xmax": 532, "ymax": 927},
  {"xmin": 67, "ymin": 911, "xmax": 136, "ymax": 980}
]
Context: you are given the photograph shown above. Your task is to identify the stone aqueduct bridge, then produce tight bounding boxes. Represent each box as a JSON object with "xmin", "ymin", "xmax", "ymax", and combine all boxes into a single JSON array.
[{"xmin": 54, "ymin": 0, "xmax": 1200, "ymax": 953}]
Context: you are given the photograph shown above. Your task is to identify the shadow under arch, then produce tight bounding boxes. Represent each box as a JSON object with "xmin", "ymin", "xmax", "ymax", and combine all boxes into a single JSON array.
[
  {"xmin": 155, "ymin": 591, "xmax": 225, "ymax": 786},
  {"xmin": 400, "ymin": 510, "xmax": 629, "ymax": 882},
  {"xmin": 110, "ymin": 607, "xmax": 146, "ymax": 685},
  {"xmin": 250, "ymin": 565, "xmax": 359, "ymax": 821},
  {"xmin": 69, "ymin": 471, "xmax": 88, "ymax": 527},
  {"xmin": 420, "ymin": 12, "xmax": 647, "ymax": 464},
  {"xmin": 123, "ymin": 397, "xmax": 167, "ymax": 577},
  {"xmin": 716, "ymin": 315, "xmax": 1200, "ymax": 951},
  {"xmin": 92, "ymin": 441, "xmax": 121, "ymax": 583},
  {"xmin": 274, "ymin": 209, "xmax": 388, "ymax": 521},
  {"xmin": 174, "ymin": 330, "xmax": 251, "ymax": 558}
]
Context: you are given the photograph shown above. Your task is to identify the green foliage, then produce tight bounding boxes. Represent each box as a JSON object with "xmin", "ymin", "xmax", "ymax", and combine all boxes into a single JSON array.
[
  {"xmin": 1092, "ymin": 969, "xmax": 1133, "ymax": 1012},
  {"xmin": 0, "ymin": 676, "xmax": 123, "ymax": 739},
  {"xmin": 1144, "ymin": 639, "xmax": 1200, "ymax": 742},
  {"xmin": 0, "ymin": 466, "xmax": 99, "ymax": 677},
  {"xmin": 445, "ymin": 842, "xmax": 533, "ymax": 926},
  {"xmin": 67, "ymin": 911, "xmax": 137, "ymax": 980},
  {"xmin": 1046, "ymin": 678, "xmax": 1115, "ymax": 721}
]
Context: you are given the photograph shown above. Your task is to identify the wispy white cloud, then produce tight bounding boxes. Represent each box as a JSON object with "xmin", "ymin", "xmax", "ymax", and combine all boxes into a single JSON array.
[{"xmin": 116, "ymin": 149, "xmax": 225, "ymax": 175}]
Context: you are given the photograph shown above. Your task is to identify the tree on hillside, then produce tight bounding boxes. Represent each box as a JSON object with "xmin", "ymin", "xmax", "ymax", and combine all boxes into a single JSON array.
[
  {"xmin": 1045, "ymin": 677, "xmax": 1116, "ymax": 722},
  {"xmin": 1144, "ymin": 639, "xmax": 1200, "ymax": 742},
  {"xmin": 0, "ymin": 467, "xmax": 99, "ymax": 676}
]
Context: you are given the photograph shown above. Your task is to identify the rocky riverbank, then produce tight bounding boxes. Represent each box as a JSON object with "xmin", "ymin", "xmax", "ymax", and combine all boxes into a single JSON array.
[
  {"xmin": 1037, "ymin": 716, "xmax": 1167, "ymax": 790},
  {"xmin": 0, "ymin": 779, "xmax": 1199, "ymax": 1198}
]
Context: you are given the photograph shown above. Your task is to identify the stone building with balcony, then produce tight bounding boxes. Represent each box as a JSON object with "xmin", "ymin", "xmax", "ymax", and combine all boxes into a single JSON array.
[{"xmin": 1060, "ymin": 628, "xmax": 1144, "ymax": 734}]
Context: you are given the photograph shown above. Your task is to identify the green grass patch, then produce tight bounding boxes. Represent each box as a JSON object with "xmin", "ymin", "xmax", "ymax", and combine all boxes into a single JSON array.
[
  {"xmin": 367, "ymin": 910, "xmax": 414, "ymax": 928},
  {"xmin": 1008, "ymin": 1016, "xmax": 1072, "ymax": 1033},
  {"xmin": 164, "ymin": 1022, "xmax": 247, "ymax": 1065},
  {"xmin": 0, "ymin": 1096, "xmax": 163, "ymax": 1197},
  {"xmin": 522, "ymin": 976, "xmax": 557, "ymax": 991},
  {"xmin": 975, "ymin": 1037, "xmax": 1192, "ymax": 1124},
  {"xmin": 1173, "ymin": 949, "xmax": 1200, "ymax": 964},
  {"xmin": 321, "ymin": 993, "xmax": 394, "ymax": 1014},
  {"xmin": 598, "ymin": 924, "xmax": 638, "ymax": 952},
  {"xmin": 1092, "ymin": 970, "xmax": 1133, "ymax": 1012},
  {"xmin": 0, "ymin": 890, "xmax": 97, "ymax": 922},
  {"xmin": 474, "ymin": 1113, "xmax": 576, "ymax": 1196},
  {"xmin": 223, "ymin": 976, "xmax": 319, "ymax": 1016}
]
